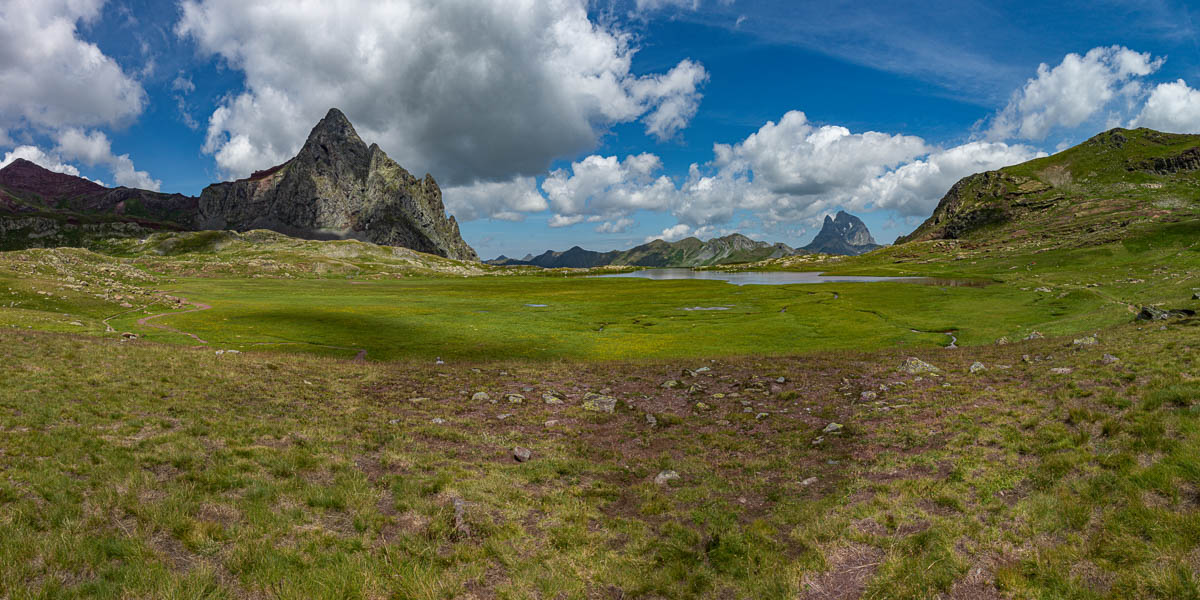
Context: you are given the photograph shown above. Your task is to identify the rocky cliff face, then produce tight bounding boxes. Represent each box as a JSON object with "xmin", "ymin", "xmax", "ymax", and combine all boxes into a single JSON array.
[
  {"xmin": 196, "ymin": 109, "xmax": 477, "ymax": 261},
  {"xmin": 801, "ymin": 211, "xmax": 881, "ymax": 255}
]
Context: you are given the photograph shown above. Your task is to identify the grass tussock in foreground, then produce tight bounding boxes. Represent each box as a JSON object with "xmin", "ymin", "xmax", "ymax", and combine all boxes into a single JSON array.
[{"xmin": 1, "ymin": 316, "xmax": 1198, "ymax": 599}]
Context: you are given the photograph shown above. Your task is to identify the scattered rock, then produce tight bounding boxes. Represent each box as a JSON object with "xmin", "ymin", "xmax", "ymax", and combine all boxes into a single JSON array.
[
  {"xmin": 654, "ymin": 470, "xmax": 680, "ymax": 485},
  {"xmin": 661, "ymin": 379, "xmax": 682, "ymax": 389},
  {"xmin": 644, "ymin": 413, "xmax": 658, "ymax": 427},
  {"xmin": 430, "ymin": 417, "xmax": 446, "ymax": 424},
  {"xmin": 512, "ymin": 447, "xmax": 532, "ymax": 462},
  {"xmin": 995, "ymin": 336, "xmax": 1010, "ymax": 345},
  {"xmin": 694, "ymin": 402, "xmax": 711, "ymax": 411},
  {"xmin": 800, "ymin": 477, "xmax": 818, "ymax": 486},
  {"xmin": 471, "ymin": 391, "xmax": 490, "ymax": 403},
  {"xmin": 811, "ymin": 436, "xmax": 824, "ymax": 445},
  {"xmin": 860, "ymin": 390, "xmax": 877, "ymax": 401},
  {"xmin": 544, "ymin": 419, "xmax": 559, "ymax": 427},
  {"xmin": 542, "ymin": 392, "xmax": 564, "ymax": 405},
  {"xmin": 1049, "ymin": 367, "xmax": 1073, "ymax": 375},
  {"xmin": 504, "ymin": 393, "xmax": 525, "ymax": 404},
  {"xmin": 581, "ymin": 392, "xmax": 616, "ymax": 413},
  {"xmin": 452, "ymin": 497, "xmax": 470, "ymax": 538},
  {"xmin": 900, "ymin": 357, "xmax": 940, "ymax": 374},
  {"xmin": 1193, "ymin": 292, "xmax": 1199, "ymax": 300},
  {"xmin": 822, "ymin": 422, "xmax": 844, "ymax": 434},
  {"xmin": 755, "ymin": 412, "xmax": 769, "ymax": 420},
  {"xmin": 776, "ymin": 376, "xmax": 786, "ymax": 384},
  {"xmin": 1072, "ymin": 335, "xmax": 1098, "ymax": 346},
  {"xmin": 1035, "ymin": 287, "xmax": 1052, "ymax": 293},
  {"xmin": 1101, "ymin": 354, "xmax": 1120, "ymax": 365},
  {"xmin": 497, "ymin": 413, "xmax": 513, "ymax": 420},
  {"xmin": 1024, "ymin": 331, "xmax": 1044, "ymax": 340},
  {"xmin": 119, "ymin": 332, "xmax": 138, "ymax": 341},
  {"xmin": 969, "ymin": 361, "xmax": 986, "ymax": 374},
  {"xmin": 1136, "ymin": 305, "xmax": 1195, "ymax": 320}
]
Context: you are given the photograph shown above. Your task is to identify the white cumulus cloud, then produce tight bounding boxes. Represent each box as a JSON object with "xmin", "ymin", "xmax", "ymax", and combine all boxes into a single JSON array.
[
  {"xmin": 443, "ymin": 176, "xmax": 548, "ymax": 222},
  {"xmin": 177, "ymin": 0, "xmax": 708, "ymax": 186},
  {"xmin": 985, "ymin": 46, "xmax": 1163, "ymax": 141},
  {"xmin": 1132, "ymin": 79, "xmax": 1200, "ymax": 133},
  {"xmin": 0, "ymin": 0, "xmax": 146, "ymax": 133},
  {"xmin": 542, "ymin": 152, "xmax": 677, "ymax": 223},
  {"xmin": 55, "ymin": 128, "xmax": 161, "ymax": 190}
]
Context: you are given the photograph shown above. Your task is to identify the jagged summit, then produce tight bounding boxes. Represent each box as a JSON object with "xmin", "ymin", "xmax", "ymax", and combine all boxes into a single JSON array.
[
  {"xmin": 196, "ymin": 108, "xmax": 478, "ymax": 261},
  {"xmin": 802, "ymin": 211, "xmax": 881, "ymax": 256}
]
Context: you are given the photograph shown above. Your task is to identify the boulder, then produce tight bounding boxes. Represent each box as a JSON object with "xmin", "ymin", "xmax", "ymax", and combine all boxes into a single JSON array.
[
  {"xmin": 969, "ymin": 361, "xmax": 986, "ymax": 374},
  {"xmin": 654, "ymin": 470, "xmax": 680, "ymax": 485},
  {"xmin": 581, "ymin": 392, "xmax": 617, "ymax": 413},
  {"xmin": 900, "ymin": 357, "xmax": 940, "ymax": 374},
  {"xmin": 512, "ymin": 447, "xmax": 532, "ymax": 462}
]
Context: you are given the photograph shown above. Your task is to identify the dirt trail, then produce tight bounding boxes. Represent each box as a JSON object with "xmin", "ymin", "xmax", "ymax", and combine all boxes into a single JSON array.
[{"xmin": 137, "ymin": 298, "xmax": 212, "ymax": 345}]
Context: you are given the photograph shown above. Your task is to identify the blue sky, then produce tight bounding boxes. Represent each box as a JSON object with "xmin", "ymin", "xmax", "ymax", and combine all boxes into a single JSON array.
[{"xmin": 3, "ymin": 1, "xmax": 1200, "ymax": 259}]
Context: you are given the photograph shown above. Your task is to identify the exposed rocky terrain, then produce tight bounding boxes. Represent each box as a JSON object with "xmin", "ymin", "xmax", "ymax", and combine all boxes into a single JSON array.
[
  {"xmin": 196, "ymin": 109, "xmax": 477, "ymax": 261},
  {"xmin": 490, "ymin": 233, "xmax": 803, "ymax": 268},
  {"xmin": 0, "ymin": 109, "xmax": 477, "ymax": 261},
  {"xmin": 800, "ymin": 210, "xmax": 881, "ymax": 255}
]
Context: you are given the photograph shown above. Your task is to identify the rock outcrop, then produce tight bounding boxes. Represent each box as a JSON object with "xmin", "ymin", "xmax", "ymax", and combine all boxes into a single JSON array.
[
  {"xmin": 801, "ymin": 211, "xmax": 881, "ymax": 255},
  {"xmin": 195, "ymin": 109, "xmax": 477, "ymax": 261}
]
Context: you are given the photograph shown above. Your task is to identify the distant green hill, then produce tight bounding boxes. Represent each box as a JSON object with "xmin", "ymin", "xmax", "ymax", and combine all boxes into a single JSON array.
[{"xmin": 899, "ymin": 127, "xmax": 1200, "ymax": 245}]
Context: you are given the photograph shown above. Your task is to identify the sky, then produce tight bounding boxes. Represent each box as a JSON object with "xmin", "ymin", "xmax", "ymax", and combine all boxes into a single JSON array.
[{"xmin": 2, "ymin": 1, "xmax": 1200, "ymax": 259}]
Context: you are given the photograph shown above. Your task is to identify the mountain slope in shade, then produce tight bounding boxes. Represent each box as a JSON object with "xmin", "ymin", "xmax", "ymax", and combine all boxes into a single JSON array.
[
  {"xmin": 488, "ymin": 233, "xmax": 801, "ymax": 268},
  {"xmin": 0, "ymin": 158, "xmax": 197, "ymax": 224},
  {"xmin": 801, "ymin": 211, "xmax": 881, "ymax": 256}
]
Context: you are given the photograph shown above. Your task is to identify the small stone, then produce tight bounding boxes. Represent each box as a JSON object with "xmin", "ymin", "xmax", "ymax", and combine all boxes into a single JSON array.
[
  {"xmin": 969, "ymin": 361, "xmax": 986, "ymax": 374},
  {"xmin": 776, "ymin": 376, "xmax": 786, "ymax": 384},
  {"xmin": 513, "ymin": 447, "xmax": 532, "ymax": 462},
  {"xmin": 755, "ymin": 412, "xmax": 769, "ymax": 420},
  {"xmin": 811, "ymin": 436, "xmax": 824, "ymax": 445},
  {"xmin": 1072, "ymin": 336, "xmax": 1098, "ymax": 346},
  {"xmin": 1035, "ymin": 287, "xmax": 1051, "ymax": 293},
  {"xmin": 452, "ymin": 497, "xmax": 470, "ymax": 538},
  {"xmin": 544, "ymin": 419, "xmax": 559, "ymax": 427},
  {"xmin": 430, "ymin": 417, "xmax": 446, "ymax": 424},
  {"xmin": 800, "ymin": 477, "xmax": 818, "ymax": 486},
  {"xmin": 694, "ymin": 367, "xmax": 711, "ymax": 373},
  {"xmin": 1024, "ymin": 331, "xmax": 1044, "ymax": 340},
  {"xmin": 822, "ymin": 422, "xmax": 844, "ymax": 434},
  {"xmin": 694, "ymin": 402, "xmax": 711, "ymax": 411},
  {"xmin": 542, "ymin": 392, "xmax": 564, "ymax": 404},
  {"xmin": 644, "ymin": 413, "xmax": 658, "ymax": 427},
  {"xmin": 654, "ymin": 470, "xmax": 680, "ymax": 485},
  {"xmin": 497, "ymin": 413, "xmax": 513, "ymax": 420},
  {"xmin": 860, "ymin": 390, "xmax": 877, "ymax": 401},
  {"xmin": 995, "ymin": 336, "xmax": 1010, "ymax": 345},
  {"xmin": 711, "ymin": 393, "xmax": 725, "ymax": 399},
  {"xmin": 1049, "ymin": 367, "xmax": 1073, "ymax": 375},
  {"xmin": 471, "ymin": 391, "xmax": 491, "ymax": 402},
  {"xmin": 1101, "ymin": 354, "xmax": 1120, "ymax": 364},
  {"xmin": 505, "ymin": 393, "xmax": 525, "ymax": 404}
]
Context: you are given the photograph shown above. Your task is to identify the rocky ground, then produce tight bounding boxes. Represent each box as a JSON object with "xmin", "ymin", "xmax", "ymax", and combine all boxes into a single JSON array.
[{"xmin": 0, "ymin": 312, "xmax": 1195, "ymax": 598}]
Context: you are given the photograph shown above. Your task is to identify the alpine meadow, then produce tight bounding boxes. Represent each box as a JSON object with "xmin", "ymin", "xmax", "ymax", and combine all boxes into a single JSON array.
[{"xmin": 1, "ymin": 2, "xmax": 1198, "ymax": 599}]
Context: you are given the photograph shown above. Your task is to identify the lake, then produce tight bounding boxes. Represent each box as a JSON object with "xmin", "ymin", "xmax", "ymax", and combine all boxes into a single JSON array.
[{"xmin": 590, "ymin": 268, "xmax": 970, "ymax": 286}]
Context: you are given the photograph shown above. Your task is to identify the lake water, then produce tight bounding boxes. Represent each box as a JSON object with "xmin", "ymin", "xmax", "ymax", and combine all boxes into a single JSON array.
[{"xmin": 591, "ymin": 268, "xmax": 965, "ymax": 286}]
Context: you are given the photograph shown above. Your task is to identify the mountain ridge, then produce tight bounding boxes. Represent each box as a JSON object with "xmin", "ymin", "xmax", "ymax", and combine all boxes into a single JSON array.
[
  {"xmin": 801, "ymin": 211, "xmax": 881, "ymax": 255},
  {"xmin": 0, "ymin": 109, "xmax": 477, "ymax": 260}
]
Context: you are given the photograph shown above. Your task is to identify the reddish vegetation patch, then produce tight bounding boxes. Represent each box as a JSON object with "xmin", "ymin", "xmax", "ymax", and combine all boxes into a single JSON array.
[
  {"xmin": 0, "ymin": 158, "xmax": 107, "ymax": 198},
  {"xmin": 797, "ymin": 543, "xmax": 885, "ymax": 599}
]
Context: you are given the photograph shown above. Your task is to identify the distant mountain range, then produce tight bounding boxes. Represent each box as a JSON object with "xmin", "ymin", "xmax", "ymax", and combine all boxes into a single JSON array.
[{"xmin": 488, "ymin": 211, "xmax": 882, "ymax": 268}]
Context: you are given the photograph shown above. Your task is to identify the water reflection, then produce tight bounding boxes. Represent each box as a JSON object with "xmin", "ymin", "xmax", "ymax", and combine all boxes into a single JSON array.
[{"xmin": 591, "ymin": 268, "xmax": 983, "ymax": 287}]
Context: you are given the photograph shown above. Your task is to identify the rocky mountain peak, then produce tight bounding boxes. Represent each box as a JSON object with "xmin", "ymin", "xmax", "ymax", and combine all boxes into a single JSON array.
[
  {"xmin": 195, "ymin": 108, "xmax": 478, "ymax": 261},
  {"xmin": 802, "ymin": 211, "xmax": 881, "ymax": 255}
]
